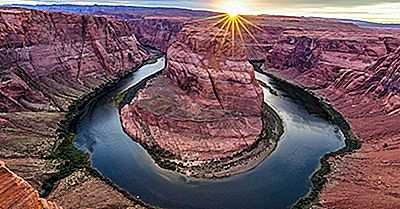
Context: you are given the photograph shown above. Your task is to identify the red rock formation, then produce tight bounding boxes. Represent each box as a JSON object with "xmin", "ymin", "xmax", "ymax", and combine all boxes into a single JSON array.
[
  {"xmin": 0, "ymin": 160, "xmax": 62, "ymax": 209},
  {"xmin": 0, "ymin": 7, "xmax": 152, "ymax": 208},
  {"xmin": 1, "ymin": 5, "xmax": 400, "ymax": 207},
  {"xmin": 361, "ymin": 47, "xmax": 400, "ymax": 112},
  {"xmin": 121, "ymin": 24, "xmax": 263, "ymax": 163},
  {"xmin": 0, "ymin": 6, "xmax": 150, "ymax": 112},
  {"xmin": 314, "ymin": 47, "xmax": 400, "ymax": 208}
]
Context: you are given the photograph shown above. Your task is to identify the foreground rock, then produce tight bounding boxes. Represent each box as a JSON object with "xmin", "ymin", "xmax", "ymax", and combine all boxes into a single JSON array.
[
  {"xmin": 121, "ymin": 23, "xmax": 269, "ymax": 177},
  {"xmin": 0, "ymin": 161, "xmax": 61, "ymax": 209},
  {"xmin": 0, "ymin": 7, "xmax": 151, "ymax": 208}
]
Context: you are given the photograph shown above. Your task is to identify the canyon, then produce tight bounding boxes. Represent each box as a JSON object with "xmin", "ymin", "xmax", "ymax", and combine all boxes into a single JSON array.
[
  {"xmin": 110, "ymin": 11, "xmax": 400, "ymax": 207},
  {"xmin": 1, "ymin": 4, "xmax": 400, "ymax": 209}
]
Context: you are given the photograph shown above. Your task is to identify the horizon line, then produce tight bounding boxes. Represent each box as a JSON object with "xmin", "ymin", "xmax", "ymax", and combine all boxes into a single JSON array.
[{"xmin": 2, "ymin": 3, "xmax": 400, "ymax": 25}]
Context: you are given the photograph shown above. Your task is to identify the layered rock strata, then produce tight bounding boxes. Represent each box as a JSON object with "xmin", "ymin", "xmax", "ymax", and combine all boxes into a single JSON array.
[
  {"xmin": 0, "ymin": 160, "xmax": 61, "ymax": 209},
  {"xmin": 121, "ymin": 24, "xmax": 265, "ymax": 175},
  {"xmin": 0, "ymin": 7, "xmax": 151, "ymax": 208}
]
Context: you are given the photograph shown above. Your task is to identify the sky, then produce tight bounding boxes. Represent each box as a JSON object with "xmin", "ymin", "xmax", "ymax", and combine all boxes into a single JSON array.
[{"xmin": 2, "ymin": 0, "xmax": 400, "ymax": 23}]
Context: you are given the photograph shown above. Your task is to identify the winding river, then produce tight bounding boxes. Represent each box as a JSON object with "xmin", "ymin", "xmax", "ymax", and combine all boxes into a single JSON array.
[{"xmin": 74, "ymin": 57, "xmax": 345, "ymax": 209}]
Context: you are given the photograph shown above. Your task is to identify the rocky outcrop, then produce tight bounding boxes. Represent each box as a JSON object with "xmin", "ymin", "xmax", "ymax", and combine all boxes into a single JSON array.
[
  {"xmin": 121, "ymin": 24, "xmax": 264, "ymax": 170},
  {"xmin": 361, "ymin": 47, "xmax": 400, "ymax": 112},
  {"xmin": 0, "ymin": 160, "xmax": 62, "ymax": 209},
  {"xmin": 0, "ymin": 6, "xmax": 151, "ymax": 208}
]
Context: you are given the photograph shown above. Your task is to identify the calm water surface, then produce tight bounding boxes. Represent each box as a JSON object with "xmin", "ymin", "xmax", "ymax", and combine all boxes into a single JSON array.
[{"xmin": 74, "ymin": 57, "xmax": 345, "ymax": 209}]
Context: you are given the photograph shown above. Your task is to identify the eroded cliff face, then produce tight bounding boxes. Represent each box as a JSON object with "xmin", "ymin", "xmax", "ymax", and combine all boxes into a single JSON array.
[
  {"xmin": 0, "ymin": 160, "xmax": 61, "ymax": 209},
  {"xmin": 121, "ymin": 24, "xmax": 263, "ymax": 165},
  {"xmin": 360, "ymin": 47, "xmax": 400, "ymax": 112},
  {"xmin": 0, "ymin": 7, "xmax": 151, "ymax": 208}
]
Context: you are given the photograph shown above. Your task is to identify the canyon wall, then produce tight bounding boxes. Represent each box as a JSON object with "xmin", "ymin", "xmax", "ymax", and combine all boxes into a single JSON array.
[
  {"xmin": 0, "ymin": 7, "xmax": 149, "ymax": 112},
  {"xmin": 0, "ymin": 7, "xmax": 151, "ymax": 208}
]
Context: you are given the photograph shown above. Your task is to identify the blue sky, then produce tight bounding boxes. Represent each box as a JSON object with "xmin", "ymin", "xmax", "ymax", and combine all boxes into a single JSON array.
[{"xmin": 2, "ymin": 0, "xmax": 400, "ymax": 23}]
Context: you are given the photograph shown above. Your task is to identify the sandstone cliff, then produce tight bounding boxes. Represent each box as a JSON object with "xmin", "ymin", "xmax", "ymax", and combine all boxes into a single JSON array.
[
  {"xmin": 128, "ymin": 17, "xmax": 184, "ymax": 52},
  {"xmin": 0, "ymin": 160, "xmax": 61, "ymax": 209},
  {"xmin": 0, "ymin": 7, "xmax": 150, "ymax": 112},
  {"xmin": 121, "ymin": 23, "xmax": 264, "ymax": 170},
  {"xmin": 0, "ymin": 7, "xmax": 151, "ymax": 208}
]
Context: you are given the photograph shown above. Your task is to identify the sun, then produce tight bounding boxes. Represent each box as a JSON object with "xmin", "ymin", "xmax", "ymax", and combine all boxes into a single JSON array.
[
  {"xmin": 192, "ymin": 1, "xmax": 265, "ymax": 56},
  {"xmin": 224, "ymin": 1, "xmax": 246, "ymax": 17}
]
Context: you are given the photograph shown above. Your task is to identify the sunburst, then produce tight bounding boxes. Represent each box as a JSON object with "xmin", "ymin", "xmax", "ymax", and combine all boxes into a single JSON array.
[{"xmin": 194, "ymin": 6, "xmax": 264, "ymax": 57}]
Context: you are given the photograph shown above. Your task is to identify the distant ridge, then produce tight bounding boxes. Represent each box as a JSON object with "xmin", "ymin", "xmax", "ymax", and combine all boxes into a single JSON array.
[
  {"xmin": 6, "ymin": 4, "xmax": 218, "ymax": 17},
  {"xmin": 311, "ymin": 17, "xmax": 400, "ymax": 28},
  {"xmin": 7, "ymin": 4, "xmax": 400, "ymax": 28},
  {"xmin": 337, "ymin": 19, "xmax": 400, "ymax": 28}
]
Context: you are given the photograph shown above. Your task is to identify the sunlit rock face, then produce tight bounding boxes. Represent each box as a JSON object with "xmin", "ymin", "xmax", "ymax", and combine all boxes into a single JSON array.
[
  {"xmin": 121, "ymin": 24, "xmax": 264, "ymax": 161},
  {"xmin": 0, "ymin": 161, "xmax": 62, "ymax": 209}
]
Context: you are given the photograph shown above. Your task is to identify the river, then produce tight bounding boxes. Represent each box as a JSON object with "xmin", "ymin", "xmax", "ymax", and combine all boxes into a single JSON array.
[{"xmin": 74, "ymin": 57, "xmax": 345, "ymax": 209}]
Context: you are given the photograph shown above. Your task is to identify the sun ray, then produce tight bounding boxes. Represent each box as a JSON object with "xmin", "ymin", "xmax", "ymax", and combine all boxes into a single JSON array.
[
  {"xmin": 212, "ymin": 16, "xmax": 232, "ymax": 41},
  {"xmin": 188, "ymin": 14, "xmax": 227, "ymax": 24},
  {"xmin": 237, "ymin": 15, "xmax": 265, "ymax": 32},
  {"xmin": 191, "ymin": 7, "xmax": 265, "ymax": 56},
  {"xmin": 234, "ymin": 19, "xmax": 244, "ymax": 44},
  {"xmin": 206, "ymin": 14, "xmax": 230, "ymax": 31},
  {"xmin": 237, "ymin": 17, "xmax": 261, "ymax": 46},
  {"xmin": 220, "ymin": 18, "xmax": 233, "ymax": 48},
  {"xmin": 231, "ymin": 18, "xmax": 235, "ymax": 55}
]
